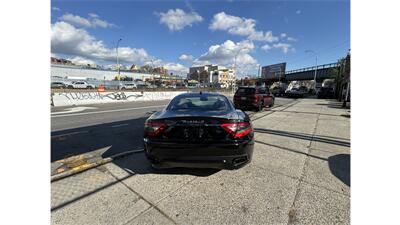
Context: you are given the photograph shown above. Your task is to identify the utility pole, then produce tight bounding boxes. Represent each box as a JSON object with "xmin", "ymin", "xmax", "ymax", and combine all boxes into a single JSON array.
[
  {"xmin": 305, "ymin": 50, "xmax": 318, "ymax": 91},
  {"xmin": 150, "ymin": 58, "xmax": 155, "ymax": 86},
  {"xmin": 232, "ymin": 47, "xmax": 250, "ymax": 95},
  {"xmin": 116, "ymin": 38, "xmax": 122, "ymax": 81}
]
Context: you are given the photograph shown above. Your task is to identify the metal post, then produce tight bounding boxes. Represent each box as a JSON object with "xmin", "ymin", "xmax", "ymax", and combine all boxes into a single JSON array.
[
  {"xmin": 233, "ymin": 54, "xmax": 238, "ymax": 95},
  {"xmin": 314, "ymin": 56, "xmax": 318, "ymax": 89},
  {"xmin": 116, "ymin": 38, "xmax": 122, "ymax": 81},
  {"xmin": 232, "ymin": 47, "xmax": 250, "ymax": 95},
  {"xmin": 151, "ymin": 59, "xmax": 155, "ymax": 86},
  {"xmin": 305, "ymin": 50, "xmax": 318, "ymax": 91},
  {"xmin": 279, "ymin": 67, "xmax": 282, "ymax": 83}
]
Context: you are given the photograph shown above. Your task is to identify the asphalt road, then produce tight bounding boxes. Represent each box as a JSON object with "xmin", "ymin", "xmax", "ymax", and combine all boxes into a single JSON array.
[{"xmin": 51, "ymin": 97, "xmax": 294, "ymax": 162}]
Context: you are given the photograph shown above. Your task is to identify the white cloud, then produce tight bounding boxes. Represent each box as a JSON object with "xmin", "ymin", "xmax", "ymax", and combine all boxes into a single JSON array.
[
  {"xmin": 179, "ymin": 54, "xmax": 194, "ymax": 62},
  {"xmin": 280, "ymin": 33, "xmax": 287, "ymax": 38},
  {"xmin": 261, "ymin": 44, "xmax": 272, "ymax": 52},
  {"xmin": 163, "ymin": 63, "xmax": 188, "ymax": 74},
  {"xmin": 92, "ymin": 18, "xmax": 115, "ymax": 28},
  {"xmin": 68, "ymin": 56, "xmax": 96, "ymax": 66},
  {"xmin": 89, "ymin": 13, "xmax": 99, "ymax": 18},
  {"xmin": 59, "ymin": 13, "xmax": 115, "ymax": 28},
  {"xmin": 209, "ymin": 12, "xmax": 279, "ymax": 43},
  {"xmin": 158, "ymin": 9, "xmax": 203, "ymax": 31},
  {"xmin": 51, "ymin": 21, "xmax": 150, "ymax": 65},
  {"xmin": 60, "ymin": 13, "xmax": 91, "ymax": 27},
  {"xmin": 51, "ymin": 21, "xmax": 188, "ymax": 75},
  {"xmin": 272, "ymin": 43, "xmax": 293, "ymax": 54},
  {"xmin": 287, "ymin": 37, "xmax": 298, "ymax": 42},
  {"xmin": 296, "ymin": 10, "xmax": 301, "ymax": 14},
  {"xmin": 196, "ymin": 40, "xmax": 257, "ymax": 75},
  {"xmin": 52, "ymin": 7, "xmax": 60, "ymax": 11},
  {"xmin": 261, "ymin": 42, "xmax": 294, "ymax": 53}
]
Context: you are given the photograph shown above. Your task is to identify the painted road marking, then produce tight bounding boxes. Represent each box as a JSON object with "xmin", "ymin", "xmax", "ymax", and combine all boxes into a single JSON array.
[
  {"xmin": 51, "ymin": 107, "xmax": 97, "ymax": 115},
  {"xmin": 111, "ymin": 123, "xmax": 129, "ymax": 128},
  {"xmin": 51, "ymin": 130, "xmax": 89, "ymax": 139},
  {"xmin": 51, "ymin": 105, "xmax": 165, "ymax": 118}
]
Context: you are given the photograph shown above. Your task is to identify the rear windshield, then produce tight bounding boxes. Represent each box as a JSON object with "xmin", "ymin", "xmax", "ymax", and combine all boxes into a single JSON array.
[
  {"xmin": 236, "ymin": 88, "xmax": 256, "ymax": 94},
  {"xmin": 168, "ymin": 95, "xmax": 230, "ymax": 111}
]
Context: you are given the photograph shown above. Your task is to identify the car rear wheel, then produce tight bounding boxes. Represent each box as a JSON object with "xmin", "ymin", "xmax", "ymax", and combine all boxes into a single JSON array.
[
  {"xmin": 256, "ymin": 102, "xmax": 263, "ymax": 112},
  {"xmin": 269, "ymin": 100, "xmax": 274, "ymax": 107}
]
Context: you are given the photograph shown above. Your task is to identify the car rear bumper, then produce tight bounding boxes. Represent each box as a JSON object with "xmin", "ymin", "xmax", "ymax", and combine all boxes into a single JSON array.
[
  {"xmin": 144, "ymin": 139, "xmax": 254, "ymax": 169},
  {"xmin": 234, "ymin": 101, "xmax": 259, "ymax": 108}
]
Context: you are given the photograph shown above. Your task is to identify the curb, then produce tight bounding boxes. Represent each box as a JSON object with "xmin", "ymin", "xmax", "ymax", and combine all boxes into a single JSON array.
[{"xmin": 51, "ymin": 149, "xmax": 144, "ymax": 182}]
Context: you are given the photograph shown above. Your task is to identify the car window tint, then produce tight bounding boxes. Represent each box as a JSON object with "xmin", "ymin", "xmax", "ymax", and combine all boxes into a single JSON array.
[
  {"xmin": 236, "ymin": 88, "xmax": 255, "ymax": 94},
  {"xmin": 169, "ymin": 96, "xmax": 229, "ymax": 111}
]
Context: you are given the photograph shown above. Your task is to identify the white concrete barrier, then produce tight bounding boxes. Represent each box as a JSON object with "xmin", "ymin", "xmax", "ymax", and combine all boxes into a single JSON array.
[{"xmin": 52, "ymin": 91, "xmax": 187, "ymax": 107}]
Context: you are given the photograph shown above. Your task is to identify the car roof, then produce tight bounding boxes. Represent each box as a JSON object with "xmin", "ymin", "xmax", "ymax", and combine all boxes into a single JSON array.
[
  {"xmin": 237, "ymin": 86, "xmax": 264, "ymax": 89},
  {"xmin": 175, "ymin": 92, "xmax": 227, "ymax": 98}
]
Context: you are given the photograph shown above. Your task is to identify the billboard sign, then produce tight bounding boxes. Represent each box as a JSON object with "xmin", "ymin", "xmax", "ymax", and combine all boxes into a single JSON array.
[{"xmin": 261, "ymin": 63, "xmax": 286, "ymax": 80}]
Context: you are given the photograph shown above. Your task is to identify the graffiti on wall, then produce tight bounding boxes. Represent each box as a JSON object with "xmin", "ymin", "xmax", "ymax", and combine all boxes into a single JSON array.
[
  {"xmin": 56, "ymin": 91, "xmax": 144, "ymax": 101},
  {"xmin": 102, "ymin": 92, "xmax": 143, "ymax": 100}
]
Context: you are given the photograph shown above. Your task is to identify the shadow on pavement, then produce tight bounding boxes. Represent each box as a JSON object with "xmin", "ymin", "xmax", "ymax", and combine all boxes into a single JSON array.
[
  {"xmin": 328, "ymin": 154, "xmax": 350, "ymax": 186},
  {"xmin": 316, "ymin": 101, "xmax": 351, "ymax": 109},
  {"xmin": 254, "ymin": 128, "xmax": 350, "ymax": 147},
  {"xmin": 51, "ymin": 152, "xmax": 219, "ymax": 211},
  {"xmin": 51, "ymin": 117, "xmax": 148, "ymax": 162},
  {"xmin": 254, "ymin": 140, "xmax": 351, "ymax": 187},
  {"xmin": 51, "ymin": 139, "xmax": 219, "ymax": 212},
  {"xmin": 271, "ymin": 110, "xmax": 348, "ymax": 118},
  {"xmin": 113, "ymin": 152, "xmax": 220, "ymax": 177},
  {"xmin": 255, "ymin": 140, "xmax": 327, "ymax": 161}
]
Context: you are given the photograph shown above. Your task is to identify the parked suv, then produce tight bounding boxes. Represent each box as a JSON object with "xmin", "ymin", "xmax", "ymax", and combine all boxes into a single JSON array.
[
  {"xmin": 271, "ymin": 86, "xmax": 285, "ymax": 97},
  {"xmin": 233, "ymin": 86, "xmax": 275, "ymax": 111},
  {"xmin": 317, "ymin": 87, "xmax": 335, "ymax": 99},
  {"xmin": 67, "ymin": 81, "xmax": 95, "ymax": 89}
]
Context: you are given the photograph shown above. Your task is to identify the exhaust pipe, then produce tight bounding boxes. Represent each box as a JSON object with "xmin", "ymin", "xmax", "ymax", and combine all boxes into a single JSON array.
[{"xmin": 232, "ymin": 156, "xmax": 248, "ymax": 167}]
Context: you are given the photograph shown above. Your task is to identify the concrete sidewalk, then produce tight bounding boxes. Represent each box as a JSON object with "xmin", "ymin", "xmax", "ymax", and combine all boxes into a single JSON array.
[{"xmin": 51, "ymin": 98, "xmax": 350, "ymax": 225}]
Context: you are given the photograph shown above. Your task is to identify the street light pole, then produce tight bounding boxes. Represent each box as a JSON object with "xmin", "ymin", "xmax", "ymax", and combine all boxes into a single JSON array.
[
  {"xmin": 305, "ymin": 50, "xmax": 318, "ymax": 90},
  {"xmin": 116, "ymin": 38, "xmax": 122, "ymax": 80},
  {"xmin": 232, "ymin": 47, "xmax": 250, "ymax": 95},
  {"xmin": 150, "ymin": 58, "xmax": 155, "ymax": 85}
]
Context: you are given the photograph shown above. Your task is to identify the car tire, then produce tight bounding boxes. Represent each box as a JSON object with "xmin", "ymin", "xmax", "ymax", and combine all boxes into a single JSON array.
[
  {"xmin": 269, "ymin": 100, "xmax": 274, "ymax": 107},
  {"xmin": 68, "ymin": 85, "xmax": 73, "ymax": 89},
  {"xmin": 256, "ymin": 102, "xmax": 263, "ymax": 112}
]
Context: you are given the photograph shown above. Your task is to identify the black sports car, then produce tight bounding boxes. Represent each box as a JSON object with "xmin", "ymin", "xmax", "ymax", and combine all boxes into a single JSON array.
[{"xmin": 143, "ymin": 92, "xmax": 254, "ymax": 169}]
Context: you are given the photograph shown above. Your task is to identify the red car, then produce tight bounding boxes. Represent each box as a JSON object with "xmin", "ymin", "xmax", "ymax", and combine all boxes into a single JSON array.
[{"xmin": 233, "ymin": 86, "xmax": 275, "ymax": 111}]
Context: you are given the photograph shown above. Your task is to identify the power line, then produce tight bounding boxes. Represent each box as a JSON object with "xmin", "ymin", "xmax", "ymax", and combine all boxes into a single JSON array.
[{"xmin": 285, "ymin": 39, "xmax": 350, "ymax": 65}]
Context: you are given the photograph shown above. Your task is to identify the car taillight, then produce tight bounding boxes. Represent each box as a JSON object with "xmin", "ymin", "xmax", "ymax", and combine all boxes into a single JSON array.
[
  {"xmin": 220, "ymin": 122, "xmax": 252, "ymax": 138},
  {"xmin": 144, "ymin": 121, "xmax": 167, "ymax": 137},
  {"xmin": 249, "ymin": 94, "xmax": 258, "ymax": 101}
]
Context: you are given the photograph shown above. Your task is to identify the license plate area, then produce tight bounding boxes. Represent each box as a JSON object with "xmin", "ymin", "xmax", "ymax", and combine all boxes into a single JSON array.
[{"xmin": 183, "ymin": 127, "xmax": 205, "ymax": 139}]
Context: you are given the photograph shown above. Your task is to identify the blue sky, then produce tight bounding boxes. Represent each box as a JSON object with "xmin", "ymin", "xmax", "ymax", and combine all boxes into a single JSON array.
[{"xmin": 51, "ymin": 0, "xmax": 349, "ymax": 77}]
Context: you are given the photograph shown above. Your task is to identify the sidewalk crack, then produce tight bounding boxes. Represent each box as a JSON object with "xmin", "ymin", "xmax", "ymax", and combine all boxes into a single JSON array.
[
  {"xmin": 107, "ymin": 171, "xmax": 181, "ymax": 225},
  {"xmin": 286, "ymin": 106, "xmax": 322, "ymax": 225}
]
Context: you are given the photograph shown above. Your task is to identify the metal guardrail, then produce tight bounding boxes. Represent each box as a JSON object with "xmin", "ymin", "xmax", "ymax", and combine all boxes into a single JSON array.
[{"xmin": 50, "ymin": 86, "xmax": 233, "ymax": 94}]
